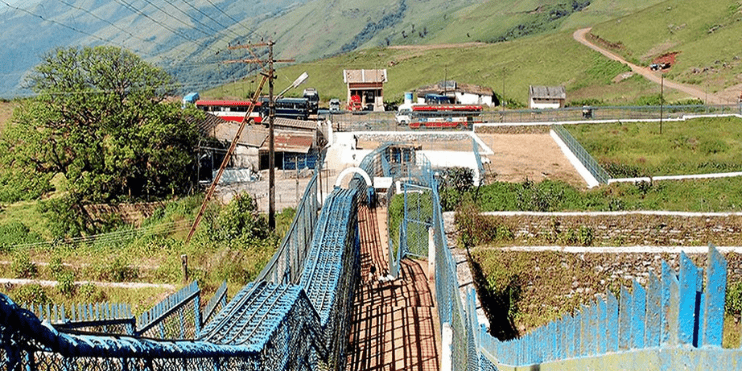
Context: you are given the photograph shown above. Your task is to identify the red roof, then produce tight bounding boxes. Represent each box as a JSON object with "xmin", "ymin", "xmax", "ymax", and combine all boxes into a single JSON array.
[
  {"xmin": 412, "ymin": 104, "xmax": 482, "ymax": 112},
  {"xmin": 196, "ymin": 100, "xmax": 261, "ymax": 107}
]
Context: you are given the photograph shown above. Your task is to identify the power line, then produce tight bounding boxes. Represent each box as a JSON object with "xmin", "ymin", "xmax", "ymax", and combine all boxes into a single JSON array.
[
  {"xmin": 57, "ymin": 0, "xmax": 152, "ymax": 46},
  {"xmin": 199, "ymin": 0, "xmax": 259, "ymax": 38},
  {"xmin": 0, "ymin": 0, "xmax": 139, "ymax": 52},
  {"xmin": 170, "ymin": 0, "xmax": 243, "ymax": 40},
  {"xmin": 110, "ymin": 0, "xmax": 224, "ymax": 56}
]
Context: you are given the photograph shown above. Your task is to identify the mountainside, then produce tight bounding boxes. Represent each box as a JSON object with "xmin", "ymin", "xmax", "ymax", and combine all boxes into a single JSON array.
[
  {"xmin": 588, "ymin": 0, "xmax": 742, "ymax": 102},
  {"xmin": 0, "ymin": 0, "xmax": 728, "ymax": 100}
]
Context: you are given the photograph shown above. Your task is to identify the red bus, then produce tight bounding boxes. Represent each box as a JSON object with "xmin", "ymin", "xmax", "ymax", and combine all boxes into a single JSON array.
[
  {"xmin": 195, "ymin": 99, "xmax": 263, "ymax": 124},
  {"xmin": 396, "ymin": 103, "xmax": 483, "ymax": 129}
]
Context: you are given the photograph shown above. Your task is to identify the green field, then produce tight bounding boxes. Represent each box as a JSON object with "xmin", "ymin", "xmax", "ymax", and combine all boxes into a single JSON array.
[{"xmin": 567, "ymin": 116, "xmax": 742, "ymax": 177}]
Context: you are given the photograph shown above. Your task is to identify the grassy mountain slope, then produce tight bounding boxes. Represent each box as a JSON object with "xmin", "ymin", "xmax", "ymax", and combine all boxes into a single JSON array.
[
  {"xmin": 0, "ymin": 0, "xmax": 675, "ymax": 99},
  {"xmin": 206, "ymin": 29, "xmax": 693, "ymax": 107},
  {"xmin": 589, "ymin": 0, "xmax": 742, "ymax": 100}
]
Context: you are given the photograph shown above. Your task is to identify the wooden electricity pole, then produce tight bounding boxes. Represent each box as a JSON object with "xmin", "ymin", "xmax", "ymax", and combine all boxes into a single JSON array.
[{"xmin": 186, "ymin": 42, "xmax": 292, "ymax": 242}]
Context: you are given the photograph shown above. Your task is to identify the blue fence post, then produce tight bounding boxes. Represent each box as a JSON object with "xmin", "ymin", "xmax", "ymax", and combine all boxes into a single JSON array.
[
  {"xmin": 582, "ymin": 305, "xmax": 595, "ymax": 357},
  {"xmin": 664, "ymin": 261, "xmax": 681, "ymax": 345},
  {"xmin": 619, "ymin": 285, "xmax": 632, "ymax": 350},
  {"xmin": 573, "ymin": 311, "xmax": 581, "ymax": 358},
  {"xmin": 679, "ymin": 252, "xmax": 699, "ymax": 345},
  {"xmin": 564, "ymin": 315, "xmax": 577, "ymax": 358},
  {"xmin": 631, "ymin": 280, "xmax": 646, "ymax": 349},
  {"xmin": 703, "ymin": 245, "xmax": 727, "ymax": 347},
  {"xmin": 645, "ymin": 272, "xmax": 661, "ymax": 347},
  {"xmin": 193, "ymin": 290, "xmax": 202, "ymax": 336},
  {"xmin": 597, "ymin": 297, "xmax": 607, "ymax": 354},
  {"xmin": 695, "ymin": 268, "xmax": 704, "ymax": 347},
  {"xmin": 606, "ymin": 290, "xmax": 619, "ymax": 352}
]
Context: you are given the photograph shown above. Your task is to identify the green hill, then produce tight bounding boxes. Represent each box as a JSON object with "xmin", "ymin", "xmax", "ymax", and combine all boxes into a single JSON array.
[
  {"xmin": 589, "ymin": 0, "xmax": 742, "ymax": 101},
  {"xmin": 0, "ymin": 0, "xmax": 673, "ymax": 99}
]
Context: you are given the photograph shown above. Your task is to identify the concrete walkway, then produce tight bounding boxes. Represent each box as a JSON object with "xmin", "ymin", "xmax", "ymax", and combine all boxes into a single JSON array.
[{"xmin": 346, "ymin": 205, "xmax": 440, "ymax": 371}]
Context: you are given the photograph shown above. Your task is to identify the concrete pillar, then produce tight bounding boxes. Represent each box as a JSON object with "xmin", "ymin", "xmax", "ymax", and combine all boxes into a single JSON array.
[
  {"xmin": 428, "ymin": 227, "xmax": 437, "ymax": 305},
  {"xmin": 441, "ymin": 322, "xmax": 453, "ymax": 371}
]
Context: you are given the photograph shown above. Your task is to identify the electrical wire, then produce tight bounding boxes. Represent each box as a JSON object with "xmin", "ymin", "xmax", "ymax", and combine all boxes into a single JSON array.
[{"xmin": 169, "ymin": 0, "xmax": 243, "ymax": 40}]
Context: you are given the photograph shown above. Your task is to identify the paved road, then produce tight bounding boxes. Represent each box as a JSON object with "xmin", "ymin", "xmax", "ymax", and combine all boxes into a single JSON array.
[{"xmin": 573, "ymin": 27, "xmax": 727, "ymax": 105}]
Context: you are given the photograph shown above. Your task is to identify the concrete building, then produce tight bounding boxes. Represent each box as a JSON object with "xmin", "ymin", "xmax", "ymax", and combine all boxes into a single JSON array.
[
  {"xmin": 529, "ymin": 85, "xmax": 566, "ymax": 109},
  {"xmin": 343, "ymin": 69, "xmax": 387, "ymax": 112},
  {"xmin": 416, "ymin": 81, "xmax": 496, "ymax": 106}
]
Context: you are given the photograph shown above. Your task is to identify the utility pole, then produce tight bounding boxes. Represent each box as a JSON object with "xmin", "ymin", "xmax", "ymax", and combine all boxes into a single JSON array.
[
  {"xmin": 186, "ymin": 42, "xmax": 292, "ymax": 242},
  {"xmin": 268, "ymin": 42, "xmax": 276, "ymax": 229},
  {"xmin": 660, "ymin": 72, "xmax": 665, "ymax": 135}
]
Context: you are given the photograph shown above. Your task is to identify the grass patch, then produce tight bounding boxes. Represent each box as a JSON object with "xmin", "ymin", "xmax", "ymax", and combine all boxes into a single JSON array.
[
  {"xmin": 0, "ymin": 194, "xmax": 295, "ymax": 312},
  {"xmin": 567, "ymin": 116, "xmax": 742, "ymax": 177},
  {"xmin": 589, "ymin": 0, "xmax": 742, "ymax": 92}
]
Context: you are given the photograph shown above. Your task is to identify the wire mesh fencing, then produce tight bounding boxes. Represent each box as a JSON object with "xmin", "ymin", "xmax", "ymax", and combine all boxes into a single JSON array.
[{"xmin": 552, "ymin": 124, "xmax": 610, "ymax": 184}]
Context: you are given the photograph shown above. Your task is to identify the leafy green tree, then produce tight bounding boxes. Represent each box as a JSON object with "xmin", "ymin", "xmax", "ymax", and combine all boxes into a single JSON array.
[{"xmin": 0, "ymin": 46, "xmax": 202, "ymax": 236}]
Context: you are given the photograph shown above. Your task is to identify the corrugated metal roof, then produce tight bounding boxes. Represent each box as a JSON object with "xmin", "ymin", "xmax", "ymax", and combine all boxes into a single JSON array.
[
  {"xmin": 274, "ymin": 117, "xmax": 318, "ymax": 131},
  {"xmin": 343, "ymin": 69, "xmax": 387, "ymax": 84},
  {"xmin": 213, "ymin": 120, "xmax": 269, "ymax": 148},
  {"xmin": 529, "ymin": 85, "xmax": 566, "ymax": 99},
  {"xmin": 416, "ymin": 81, "xmax": 493, "ymax": 97},
  {"xmin": 261, "ymin": 130, "xmax": 315, "ymax": 154}
]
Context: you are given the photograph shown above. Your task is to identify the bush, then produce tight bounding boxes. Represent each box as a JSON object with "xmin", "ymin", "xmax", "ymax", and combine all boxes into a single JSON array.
[
  {"xmin": 727, "ymin": 281, "xmax": 742, "ymax": 317},
  {"xmin": 78, "ymin": 283, "xmax": 106, "ymax": 302},
  {"xmin": 97, "ymin": 257, "xmax": 138, "ymax": 282},
  {"xmin": 0, "ymin": 221, "xmax": 43, "ymax": 252},
  {"xmin": 13, "ymin": 284, "xmax": 50, "ymax": 305},
  {"xmin": 49, "ymin": 256, "xmax": 65, "ymax": 278},
  {"xmin": 56, "ymin": 271, "xmax": 76, "ymax": 297},
  {"xmin": 11, "ymin": 251, "xmax": 36, "ymax": 278}
]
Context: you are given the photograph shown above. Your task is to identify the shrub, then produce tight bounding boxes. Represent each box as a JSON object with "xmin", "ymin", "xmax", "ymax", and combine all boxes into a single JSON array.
[
  {"xmin": 97, "ymin": 257, "xmax": 138, "ymax": 282},
  {"xmin": 700, "ymin": 139, "xmax": 730, "ymax": 155},
  {"xmin": 13, "ymin": 284, "xmax": 50, "ymax": 305},
  {"xmin": 78, "ymin": 283, "xmax": 106, "ymax": 302},
  {"xmin": 0, "ymin": 221, "xmax": 43, "ymax": 252},
  {"xmin": 11, "ymin": 251, "xmax": 36, "ymax": 278},
  {"xmin": 727, "ymin": 281, "xmax": 742, "ymax": 317},
  {"xmin": 49, "ymin": 256, "xmax": 65, "ymax": 279},
  {"xmin": 56, "ymin": 271, "xmax": 76, "ymax": 297}
]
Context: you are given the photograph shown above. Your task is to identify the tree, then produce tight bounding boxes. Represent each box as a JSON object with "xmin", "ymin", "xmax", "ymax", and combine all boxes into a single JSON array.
[{"xmin": 0, "ymin": 46, "xmax": 202, "ymax": 236}]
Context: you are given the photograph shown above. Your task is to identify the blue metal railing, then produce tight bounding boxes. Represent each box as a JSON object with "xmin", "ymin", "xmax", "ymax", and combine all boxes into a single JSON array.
[
  {"xmin": 256, "ymin": 156, "xmax": 322, "ymax": 284},
  {"xmin": 200, "ymin": 281, "xmax": 228, "ymax": 332},
  {"xmin": 477, "ymin": 245, "xmax": 741, "ymax": 369},
  {"xmin": 22, "ymin": 301, "xmax": 135, "ymax": 335},
  {"xmin": 135, "ymin": 281, "xmax": 201, "ymax": 339}
]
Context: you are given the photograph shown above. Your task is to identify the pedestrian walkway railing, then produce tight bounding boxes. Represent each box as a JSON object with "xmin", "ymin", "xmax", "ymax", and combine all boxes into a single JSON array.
[
  {"xmin": 21, "ymin": 301, "xmax": 135, "ymax": 335},
  {"xmin": 255, "ymin": 154, "xmax": 323, "ymax": 284},
  {"xmin": 200, "ymin": 281, "xmax": 228, "ymax": 330}
]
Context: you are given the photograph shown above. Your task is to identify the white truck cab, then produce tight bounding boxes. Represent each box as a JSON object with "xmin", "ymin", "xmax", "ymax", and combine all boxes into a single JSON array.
[{"xmin": 395, "ymin": 103, "xmax": 413, "ymax": 125}]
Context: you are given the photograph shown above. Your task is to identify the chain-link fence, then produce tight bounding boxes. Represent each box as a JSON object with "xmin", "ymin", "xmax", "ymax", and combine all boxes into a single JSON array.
[
  {"xmin": 323, "ymin": 104, "xmax": 742, "ymax": 131},
  {"xmin": 256, "ymin": 159, "xmax": 321, "ymax": 284},
  {"xmin": 402, "ymin": 183, "xmax": 433, "ymax": 259},
  {"xmin": 552, "ymin": 124, "xmax": 611, "ymax": 184}
]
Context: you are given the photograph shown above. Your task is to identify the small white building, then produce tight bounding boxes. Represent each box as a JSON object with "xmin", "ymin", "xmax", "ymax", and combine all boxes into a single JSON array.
[
  {"xmin": 529, "ymin": 85, "xmax": 566, "ymax": 109},
  {"xmin": 416, "ymin": 81, "xmax": 496, "ymax": 106}
]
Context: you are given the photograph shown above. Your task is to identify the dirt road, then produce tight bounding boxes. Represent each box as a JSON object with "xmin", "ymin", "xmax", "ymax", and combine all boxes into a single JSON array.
[{"xmin": 573, "ymin": 27, "xmax": 727, "ymax": 105}]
